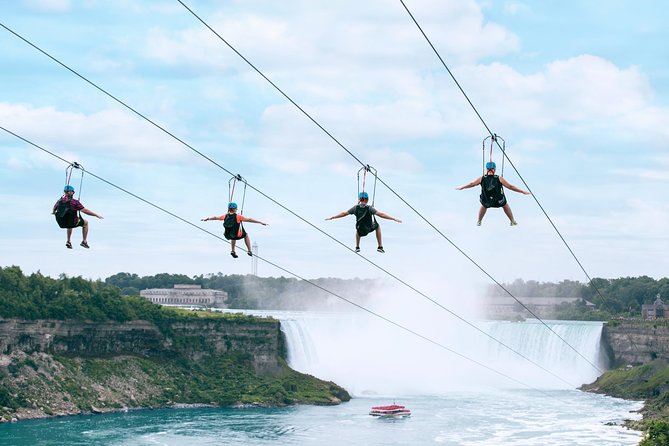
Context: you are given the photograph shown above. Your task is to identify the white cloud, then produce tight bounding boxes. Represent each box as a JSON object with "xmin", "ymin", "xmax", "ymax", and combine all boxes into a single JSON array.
[
  {"xmin": 543, "ymin": 56, "xmax": 650, "ymax": 120},
  {"xmin": 145, "ymin": 0, "xmax": 519, "ymax": 70},
  {"xmin": 22, "ymin": 0, "xmax": 70, "ymax": 12},
  {"xmin": 452, "ymin": 55, "xmax": 668, "ymax": 147},
  {"xmin": 503, "ymin": 2, "xmax": 530, "ymax": 15},
  {"xmin": 0, "ymin": 102, "xmax": 190, "ymax": 163}
]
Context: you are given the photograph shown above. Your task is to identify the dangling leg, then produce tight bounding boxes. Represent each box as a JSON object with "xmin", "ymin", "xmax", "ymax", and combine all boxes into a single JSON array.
[
  {"xmin": 477, "ymin": 206, "xmax": 487, "ymax": 226},
  {"xmin": 66, "ymin": 228, "xmax": 73, "ymax": 249},
  {"xmin": 244, "ymin": 234, "xmax": 252, "ymax": 256},
  {"xmin": 355, "ymin": 232, "xmax": 361, "ymax": 252},
  {"xmin": 230, "ymin": 240, "xmax": 238, "ymax": 258},
  {"xmin": 375, "ymin": 225, "xmax": 384, "ymax": 253},
  {"xmin": 82, "ymin": 219, "xmax": 89, "ymax": 242},
  {"xmin": 502, "ymin": 204, "xmax": 517, "ymax": 225},
  {"xmin": 80, "ymin": 219, "xmax": 90, "ymax": 248}
]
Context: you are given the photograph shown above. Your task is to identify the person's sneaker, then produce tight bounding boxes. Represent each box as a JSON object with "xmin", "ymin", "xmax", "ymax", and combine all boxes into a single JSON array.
[
  {"xmin": 476, "ymin": 220, "xmax": 482, "ymax": 226},
  {"xmin": 230, "ymin": 251, "xmax": 238, "ymax": 258},
  {"xmin": 66, "ymin": 241, "xmax": 72, "ymax": 249},
  {"xmin": 80, "ymin": 241, "xmax": 89, "ymax": 249},
  {"xmin": 247, "ymin": 251, "xmax": 253, "ymax": 257},
  {"xmin": 355, "ymin": 246, "xmax": 360, "ymax": 253},
  {"xmin": 377, "ymin": 246, "xmax": 385, "ymax": 253},
  {"xmin": 510, "ymin": 220, "xmax": 518, "ymax": 226}
]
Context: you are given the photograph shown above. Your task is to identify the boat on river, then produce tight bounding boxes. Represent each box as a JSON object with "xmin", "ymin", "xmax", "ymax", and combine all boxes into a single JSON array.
[{"xmin": 369, "ymin": 404, "xmax": 411, "ymax": 417}]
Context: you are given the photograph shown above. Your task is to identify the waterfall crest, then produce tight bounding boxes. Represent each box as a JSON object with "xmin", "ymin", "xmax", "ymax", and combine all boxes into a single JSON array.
[{"xmin": 275, "ymin": 311, "xmax": 605, "ymax": 395}]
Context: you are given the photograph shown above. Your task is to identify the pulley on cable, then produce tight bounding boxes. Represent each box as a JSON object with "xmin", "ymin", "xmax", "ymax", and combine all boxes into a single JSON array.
[
  {"xmin": 200, "ymin": 173, "xmax": 268, "ymax": 259},
  {"xmin": 482, "ymin": 134, "xmax": 506, "ymax": 176}
]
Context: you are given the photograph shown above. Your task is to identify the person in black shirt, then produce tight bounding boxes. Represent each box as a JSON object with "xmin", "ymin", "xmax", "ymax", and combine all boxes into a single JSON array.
[
  {"xmin": 457, "ymin": 162, "xmax": 530, "ymax": 226},
  {"xmin": 326, "ymin": 192, "xmax": 401, "ymax": 253}
]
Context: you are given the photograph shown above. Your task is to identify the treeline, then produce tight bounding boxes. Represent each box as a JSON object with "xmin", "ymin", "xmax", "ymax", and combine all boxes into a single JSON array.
[
  {"xmin": 105, "ymin": 272, "xmax": 378, "ymax": 310},
  {"xmin": 489, "ymin": 276, "xmax": 669, "ymax": 318},
  {"xmin": 0, "ymin": 266, "xmax": 185, "ymax": 327}
]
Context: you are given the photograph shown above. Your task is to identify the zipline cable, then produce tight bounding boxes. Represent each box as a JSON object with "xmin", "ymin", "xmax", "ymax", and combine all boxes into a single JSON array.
[
  {"xmin": 1, "ymin": 125, "xmax": 557, "ymax": 395},
  {"xmin": 171, "ymin": 3, "xmax": 604, "ymax": 374},
  {"xmin": 396, "ymin": 0, "xmax": 610, "ymax": 306},
  {"xmin": 0, "ymin": 22, "xmax": 588, "ymax": 382}
]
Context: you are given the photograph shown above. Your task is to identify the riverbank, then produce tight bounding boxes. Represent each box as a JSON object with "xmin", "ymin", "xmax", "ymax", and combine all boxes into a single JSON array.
[
  {"xmin": 580, "ymin": 319, "xmax": 669, "ymax": 443},
  {"xmin": 0, "ymin": 349, "xmax": 349, "ymax": 423},
  {"xmin": 0, "ymin": 313, "xmax": 350, "ymax": 423},
  {"xmin": 581, "ymin": 359, "xmax": 669, "ymax": 431}
]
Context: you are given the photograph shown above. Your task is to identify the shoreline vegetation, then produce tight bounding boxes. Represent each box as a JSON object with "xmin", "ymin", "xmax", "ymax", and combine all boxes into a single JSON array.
[
  {"xmin": 0, "ymin": 266, "xmax": 350, "ymax": 423},
  {"xmin": 0, "ymin": 350, "xmax": 350, "ymax": 423},
  {"xmin": 581, "ymin": 360, "xmax": 669, "ymax": 445}
]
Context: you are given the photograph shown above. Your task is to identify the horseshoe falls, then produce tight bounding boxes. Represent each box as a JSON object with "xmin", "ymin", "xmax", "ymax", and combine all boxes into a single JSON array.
[{"xmin": 278, "ymin": 312, "xmax": 608, "ymax": 395}]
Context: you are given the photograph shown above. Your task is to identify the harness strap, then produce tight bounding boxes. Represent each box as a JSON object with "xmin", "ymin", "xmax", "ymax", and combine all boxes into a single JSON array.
[
  {"xmin": 357, "ymin": 164, "xmax": 378, "ymax": 206},
  {"xmin": 65, "ymin": 162, "xmax": 84, "ymax": 200}
]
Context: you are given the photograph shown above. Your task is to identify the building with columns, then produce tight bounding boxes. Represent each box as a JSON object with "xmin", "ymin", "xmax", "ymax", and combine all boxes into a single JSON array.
[{"xmin": 140, "ymin": 284, "xmax": 228, "ymax": 308}]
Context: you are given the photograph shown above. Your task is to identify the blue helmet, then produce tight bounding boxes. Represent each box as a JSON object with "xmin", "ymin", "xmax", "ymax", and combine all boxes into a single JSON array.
[
  {"xmin": 64, "ymin": 185, "xmax": 75, "ymax": 192},
  {"xmin": 485, "ymin": 161, "xmax": 496, "ymax": 169},
  {"xmin": 228, "ymin": 202, "xmax": 238, "ymax": 209},
  {"xmin": 359, "ymin": 192, "xmax": 369, "ymax": 200}
]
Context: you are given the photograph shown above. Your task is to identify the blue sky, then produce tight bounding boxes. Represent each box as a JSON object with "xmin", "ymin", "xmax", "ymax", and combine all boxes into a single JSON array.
[{"xmin": 1, "ymin": 0, "xmax": 667, "ymax": 290}]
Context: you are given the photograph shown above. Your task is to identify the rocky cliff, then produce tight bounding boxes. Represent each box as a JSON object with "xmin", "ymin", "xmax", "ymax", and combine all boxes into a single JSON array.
[
  {"xmin": 0, "ymin": 315, "xmax": 350, "ymax": 422},
  {"xmin": 0, "ymin": 317, "xmax": 281, "ymax": 373},
  {"xmin": 602, "ymin": 321, "xmax": 669, "ymax": 366}
]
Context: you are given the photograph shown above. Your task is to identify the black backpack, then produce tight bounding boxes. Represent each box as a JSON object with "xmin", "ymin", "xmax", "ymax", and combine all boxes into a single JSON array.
[
  {"xmin": 479, "ymin": 175, "xmax": 507, "ymax": 208},
  {"xmin": 354, "ymin": 205, "xmax": 378, "ymax": 237},
  {"xmin": 223, "ymin": 213, "xmax": 246, "ymax": 240},
  {"xmin": 54, "ymin": 198, "xmax": 79, "ymax": 229}
]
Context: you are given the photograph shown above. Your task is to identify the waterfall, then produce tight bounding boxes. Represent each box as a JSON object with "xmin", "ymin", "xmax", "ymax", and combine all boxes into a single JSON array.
[{"xmin": 274, "ymin": 311, "xmax": 606, "ymax": 396}]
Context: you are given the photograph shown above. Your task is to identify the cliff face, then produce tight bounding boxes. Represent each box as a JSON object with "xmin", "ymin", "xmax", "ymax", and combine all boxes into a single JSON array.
[
  {"xmin": 0, "ymin": 316, "xmax": 350, "ymax": 422},
  {"xmin": 0, "ymin": 317, "xmax": 280, "ymax": 373},
  {"xmin": 602, "ymin": 321, "xmax": 669, "ymax": 366}
]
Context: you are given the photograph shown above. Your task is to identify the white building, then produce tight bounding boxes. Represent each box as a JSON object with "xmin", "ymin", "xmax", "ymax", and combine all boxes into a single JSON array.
[{"xmin": 140, "ymin": 284, "xmax": 228, "ymax": 308}]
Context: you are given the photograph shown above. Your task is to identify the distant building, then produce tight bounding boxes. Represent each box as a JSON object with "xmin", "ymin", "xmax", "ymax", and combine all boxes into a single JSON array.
[
  {"xmin": 642, "ymin": 294, "xmax": 665, "ymax": 320},
  {"xmin": 140, "ymin": 284, "xmax": 228, "ymax": 308},
  {"xmin": 484, "ymin": 296, "xmax": 595, "ymax": 320}
]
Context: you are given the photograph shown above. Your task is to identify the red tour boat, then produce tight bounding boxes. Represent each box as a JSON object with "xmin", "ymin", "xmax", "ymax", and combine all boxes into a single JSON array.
[{"xmin": 369, "ymin": 404, "xmax": 411, "ymax": 417}]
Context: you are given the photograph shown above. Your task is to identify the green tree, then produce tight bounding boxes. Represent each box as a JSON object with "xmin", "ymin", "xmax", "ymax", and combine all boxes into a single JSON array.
[{"xmin": 640, "ymin": 419, "xmax": 669, "ymax": 446}]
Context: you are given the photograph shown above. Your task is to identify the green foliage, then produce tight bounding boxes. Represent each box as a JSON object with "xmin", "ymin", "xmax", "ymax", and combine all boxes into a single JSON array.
[
  {"xmin": 105, "ymin": 272, "xmax": 378, "ymax": 309},
  {"xmin": 0, "ymin": 266, "xmax": 190, "ymax": 327},
  {"xmin": 640, "ymin": 419, "xmax": 669, "ymax": 446},
  {"xmin": 488, "ymin": 278, "xmax": 584, "ymax": 298},
  {"xmin": 553, "ymin": 303, "xmax": 612, "ymax": 321},
  {"xmin": 0, "ymin": 387, "xmax": 18, "ymax": 409},
  {"xmin": 588, "ymin": 362, "xmax": 669, "ymax": 399},
  {"xmin": 54, "ymin": 354, "xmax": 349, "ymax": 409},
  {"xmin": 582, "ymin": 276, "xmax": 669, "ymax": 316},
  {"xmin": 489, "ymin": 276, "xmax": 669, "ymax": 319}
]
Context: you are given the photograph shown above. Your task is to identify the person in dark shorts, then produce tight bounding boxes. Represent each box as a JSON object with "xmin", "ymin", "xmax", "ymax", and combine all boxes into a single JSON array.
[
  {"xmin": 457, "ymin": 162, "xmax": 530, "ymax": 226},
  {"xmin": 201, "ymin": 202, "xmax": 268, "ymax": 258},
  {"xmin": 326, "ymin": 192, "xmax": 401, "ymax": 253},
  {"xmin": 52, "ymin": 185, "xmax": 104, "ymax": 249}
]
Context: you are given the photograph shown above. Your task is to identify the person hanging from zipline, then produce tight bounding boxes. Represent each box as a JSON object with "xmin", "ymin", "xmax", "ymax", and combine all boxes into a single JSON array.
[
  {"xmin": 202, "ymin": 174, "xmax": 268, "ymax": 258},
  {"xmin": 201, "ymin": 202, "xmax": 268, "ymax": 258},
  {"xmin": 325, "ymin": 191, "xmax": 401, "ymax": 253},
  {"xmin": 457, "ymin": 161, "xmax": 530, "ymax": 226},
  {"xmin": 52, "ymin": 185, "xmax": 104, "ymax": 249}
]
